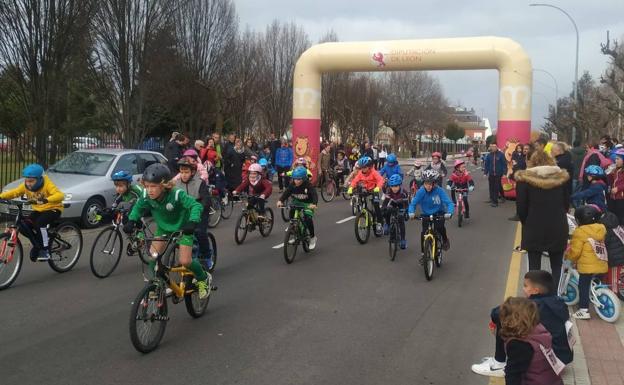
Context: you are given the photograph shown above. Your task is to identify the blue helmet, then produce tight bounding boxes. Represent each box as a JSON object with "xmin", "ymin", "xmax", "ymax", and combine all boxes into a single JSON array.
[
  {"xmin": 388, "ymin": 174, "xmax": 402, "ymax": 187},
  {"xmin": 584, "ymin": 165, "xmax": 605, "ymax": 177},
  {"xmin": 22, "ymin": 164, "xmax": 45, "ymax": 191},
  {"xmin": 357, "ymin": 156, "xmax": 373, "ymax": 168},
  {"xmin": 111, "ymin": 170, "xmax": 133, "ymax": 183},
  {"xmin": 291, "ymin": 166, "xmax": 308, "ymax": 180},
  {"xmin": 258, "ymin": 158, "xmax": 268, "ymax": 167},
  {"xmin": 386, "ymin": 153, "xmax": 397, "ymax": 165}
]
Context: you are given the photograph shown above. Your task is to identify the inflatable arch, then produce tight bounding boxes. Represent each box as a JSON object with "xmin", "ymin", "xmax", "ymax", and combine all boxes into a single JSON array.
[{"xmin": 291, "ymin": 36, "xmax": 532, "ymax": 182}]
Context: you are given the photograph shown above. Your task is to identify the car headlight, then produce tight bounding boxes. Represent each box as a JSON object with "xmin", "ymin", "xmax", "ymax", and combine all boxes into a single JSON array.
[{"xmin": 64, "ymin": 193, "xmax": 73, "ymax": 201}]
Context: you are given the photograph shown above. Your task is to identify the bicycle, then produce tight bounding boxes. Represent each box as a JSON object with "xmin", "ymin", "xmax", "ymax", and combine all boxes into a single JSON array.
[
  {"xmin": 219, "ymin": 188, "xmax": 235, "ymax": 220},
  {"xmin": 349, "ymin": 184, "xmax": 366, "ymax": 216},
  {"xmin": 386, "ymin": 202, "xmax": 407, "ymax": 261},
  {"xmin": 0, "ymin": 199, "xmax": 83, "ymax": 290},
  {"xmin": 233, "ymin": 194, "xmax": 274, "ymax": 244},
  {"xmin": 281, "ymin": 195, "xmax": 292, "ymax": 221},
  {"xmin": 354, "ymin": 189, "xmax": 382, "ymax": 244},
  {"xmin": 320, "ymin": 169, "xmax": 337, "ymax": 202},
  {"xmin": 408, "ymin": 178, "xmax": 422, "ymax": 202},
  {"xmin": 128, "ymin": 231, "xmax": 214, "ymax": 353},
  {"xmin": 89, "ymin": 206, "xmax": 153, "ymax": 278},
  {"xmin": 415, "ymin": 214, "xmax": 446, "ymax": 281},
  {"xmin": 558, "ymin": 260, "xmax": 620, "ymax": 323},
  {"xmin": 451, "ymin": 187, "xmax": 469, "ymax": 227},
  {"xmin": 282, "ymin": 204, "xmax": 312, "ymax": 264}
]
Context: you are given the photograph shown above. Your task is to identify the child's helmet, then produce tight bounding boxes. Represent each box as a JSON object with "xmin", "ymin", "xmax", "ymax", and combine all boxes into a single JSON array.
[
  {"xmin": 248, "ymin": 163, "xmax": 263, "ymax": 173},
  {"xmin": 584, "ymin": 165, "xmax": 605, "ymax": 177},
  {"xmin": 111, "ymin": 170, "xmax": 133, "ymax": 183},
  {"xmin": 22, "ymin": 163, "xmax": 44, "ymax": 191},
  {"xmin": 432, "ymin": 152, "xmax": 442, "ymax": 159},
  {"xmin": 386, "ymin": 153, "xmax": 398, "ymax": 165},
  {"xmin": 454, "ymin": 159, "xmax": 465, "ymax": 169},
  {"xmin": 357, "ymin": 156, "xmax": 373, "ymax": 168},
  {"xmin": 177, "ymin": 158, "xmax": 197, "ymax": 170},
  {"xmin": 291, "ymin": 166, "xmax": 308, "ymax": 180},
  {"xmin": 183, "ymin": 149, "xmax": 198, "ymax": 158},
  {"xmin": 250, "ymin": 154, "xmax": 258, "ymax": 162},
  {"xmin": 574, "ymin": 204, "xmax": 602, "ymax": 226},
  {"xmin": 615, "ymin": 148, "xmax": 624, "ymax": 160},
  {"xmin": 142, "ymin": 163, "xmax": 172, "ymax": 184},
  {"xmin": 422, "ymin": 169, "xmax": 440, "ymax": 183},
  {"xmin": 388, "ymin": 174, "xmax": 402, "ymax": 187},
  {"xmin": 258, "ymin": 158, "xmax": 268, "ymax": 168}
]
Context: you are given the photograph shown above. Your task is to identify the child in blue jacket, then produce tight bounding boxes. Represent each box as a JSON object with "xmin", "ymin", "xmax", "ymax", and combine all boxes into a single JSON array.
[
  {"xmin": 408, "ymin": 169, "xmax": 454, "ymax": 257},
  {"xmin": 571, "ymin": 165, "xmax": 608, "ymax": 211},
  {"xmin": 379, "ymin": 153, "xmax": 403, "ymax": 180}
]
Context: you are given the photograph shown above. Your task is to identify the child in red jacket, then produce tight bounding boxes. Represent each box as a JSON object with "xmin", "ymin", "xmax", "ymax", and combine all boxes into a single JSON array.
[
  {"xmin": 233, "ymin": 163, "xmax": 272, "ymax": 215},
  {"xmin": 446, "ymin": 160, "xmax": 475, "ymax": 218}
]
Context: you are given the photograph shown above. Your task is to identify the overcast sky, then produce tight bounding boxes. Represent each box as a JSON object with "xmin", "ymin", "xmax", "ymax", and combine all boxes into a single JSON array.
[{"xmin": 235, "ymin": 0, "xmax": 624, "ymax": 130}]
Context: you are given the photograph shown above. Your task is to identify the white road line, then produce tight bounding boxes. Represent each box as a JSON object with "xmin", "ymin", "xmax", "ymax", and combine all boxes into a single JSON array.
[
  {"xmin": 336, "ymin": 216, "xmax": 356, "ymax": 224},
  {"xmin": 272, "ymin": 243, "xmax": 284, "ymax": 249}
]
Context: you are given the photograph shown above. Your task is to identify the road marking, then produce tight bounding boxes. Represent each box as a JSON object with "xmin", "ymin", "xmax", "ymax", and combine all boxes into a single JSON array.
[
  {"xmin": 489, "ymin": 223, "xmax": 523, "ymax": 385},
  {"xmin": 336, "ymin": 216, "xmax": 356, "ymax": 224},
  {"xmin": 272, "ymin": 243, "xmax": 284, "ymax": 249}
]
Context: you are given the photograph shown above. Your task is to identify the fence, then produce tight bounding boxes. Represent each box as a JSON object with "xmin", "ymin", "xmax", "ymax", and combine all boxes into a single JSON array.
[{"xmin": 0, "ymin": 133, "xmax": 166, "ymax": 188}]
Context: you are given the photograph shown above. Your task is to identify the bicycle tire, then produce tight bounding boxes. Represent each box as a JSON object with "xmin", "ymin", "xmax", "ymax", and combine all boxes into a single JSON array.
[
  {"xmin": 389, "ymin": 222, "xmax": 398, "ymax": 261},
  {"xmin": 342, "ymin": 189, "xmax": 350, "ymax": 200},
  {"xmin": 89, "ymin": 226, "xmax": 123, "ymax": 278},
  {"xmin": 562, "ymin": 282, "xmax": 579, "ymax": 306},
  {"xmin": 283, "ymin": 226, "xmax": 298, "ymax": 264},
  {"xmin": 259, "ymin": 208, "xmax": 274, "ymax": 237},
  {"xmin": 129, "ymin": 282, "xmax": 168, "ymax": 353},
  {"xmin": 355, "ymin": 211, "xmax": 370, "ymax": 244},
  {"xmin": 207, "ymin": 232, "xmax": 217, "ymax": 273},
  {"xmin": 351, "ymin": 198, "xmax": 358, "ymax": 216},
  {"xmin": 457, "ymin": 202, "xmax": 463, "ymax": 228},
  {"xmin": 48, "ymin": 222, "xmax": 83, "ymax": 273},
  {"xmin": 594, "ymin": 287, "xmax": 621, "ymax": 323},
  {"xmin": 220, "ymin": 198, "xmax": 234, "ymax": 219},
  {"xmin": 0, "ymin": 234, "xmax": 23, "ymax": 290},
  {"xmin": 435, "ymin": 237, "xmax": 443, "ymax": 268},
  {"xmin": 321, "ymin": 180, "xmax": 336, "ymax": 202},
  {"xmin": 184, "ymin": 275, "xmax": 210, "ymax": 318},
  {"xmin": 423, "ymin": 238, "xmax": 434, "ymax": 281},
  {"xmin": 234, "ymin": 212, "xmax": 249, "ymax": 245},
  {"xmin": 207, "ymin": 197, "xmax": 221, "ymax": 228}
]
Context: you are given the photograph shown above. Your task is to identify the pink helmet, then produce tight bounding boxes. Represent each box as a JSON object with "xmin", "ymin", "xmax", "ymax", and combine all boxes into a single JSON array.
[
  {"xmin": 454, "ymin": 159, "xmax": 465, "ymax": 168},
  {"xmin": 248, "ymin": 163, "xmax": 263, "ymax": 173},
  {"xmin": 183, "ymin": 149, "xmax": 198, "ymax": 157},
  {"xmin": 432, "ymin": 152, "xmax": 442, "ymax": 159}
]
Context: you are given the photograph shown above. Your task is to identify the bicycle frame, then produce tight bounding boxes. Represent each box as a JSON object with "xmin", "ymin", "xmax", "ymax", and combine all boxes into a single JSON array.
[
  {"xmin": 147, "ymin": 232, "xmax": 197, "ymax": 299},
  {"xmin": 453, "ymin": 188, "xmax": 468, "ymax": 215},
  {"xmin": 559, "ymin": 262, "xmax": 613, "ymax": 311}
]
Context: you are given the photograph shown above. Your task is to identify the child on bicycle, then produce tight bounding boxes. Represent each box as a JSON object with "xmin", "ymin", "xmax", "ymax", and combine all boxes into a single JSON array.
[
  {"xmin": 426, "ymin": 152, "xmax": 447, "ymax": 185},
  {"xmin": 408, "ymin": 169, "xmax": 454, "ymax": 257},
  {"xmin": 111, "ymin": 170, "xmax": 143, "ymax": 206},
  {"xmin": 378, "ymin": 153, "xmax": 403, "ymax": 181},
  {"xmin": 571, "ymin": 165, "xmax": 608, "ymax": 211},
  {"xmin": 446, "ymin": 160, "xmax": 475, "ymax": 219},
  {"xmin": 348, "ymin": 156, "xmax": 385, "ymax": 235},
  {"xmin": 233, "ymin": 163, "xmax": 272, "ymax": 216},
  {"xmin": 277, "ymin": 166, "xmax": 318, "ymax": 250},
  {"xmin": 123, "ymin": 163, "xmax": 211, "ymax": 299},
  {"xmin": 565, "ymin": 204, "xmax": 608, "ymax": 320},
  {"xmin": 334, "ymin": 150, "xmax": 350, "ymax": 188},
  {"xmin": 175, "ymin": 159, "xmax": 214, "ymax": 270},
  {"xmin": 382, "ymin": 174, "xmax": 409, "ymax": 249},
  {"xmin": 407, "ymin": 160, "xmax": 424, "ymax": 192},
  {"xmin": 258, "ymin": 158, "xmax": 275, "ymax": 181},
  {"xmin": 0, "ymin": 164, "xmax": 64, "ymax": 261}
]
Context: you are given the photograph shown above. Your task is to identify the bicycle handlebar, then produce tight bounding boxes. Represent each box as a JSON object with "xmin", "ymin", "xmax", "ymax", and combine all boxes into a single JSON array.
[{"xmin": 412, "ymin": 214, "xmax": 447, "ymax": 221}]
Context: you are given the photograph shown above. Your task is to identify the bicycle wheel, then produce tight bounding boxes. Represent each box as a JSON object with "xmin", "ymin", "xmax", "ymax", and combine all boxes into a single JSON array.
[
  {"xmin": 423, "ymin": 238, "xmax": 434, "ymax": 281},
  {"xmin": 220, "ymin": 196, "xmax": 234, "ymax": 219},
  {"xmin": 129, "ymin": 282, "xmax": 168, "ymax": 353},
  {"xmin": 234, "ymin": 212, "xmax": 249, "ymax": 244},
  {"xmin": 207, "ymin": 198, "xmax": 221, "ymax": 228},
  {"xmin": 184, "ymin": 275, "xmax": 210, "ymax": 318},
  {"xmin": 281, "ymin": 201, "xmax": 291, "ymax": 222},
  {"xmin": 259, "ymin": 208, "xmax": 274, "ymax": 237},
  {"xmin": 594, "ymin": 287, "xmax": 621, "ymax": 323},
  {"xmin": 48, "ymin": 222, "xmax": 83, "ymax": 273},
  {"xmin": 342, "ymin": 187, "xmax": 350, "ymax": 200},
  {"xmin": 562, "ymin": 282, "xmax": 579, "ymax": 306},
  {"xmin": 435, "ymin": 237, "xmax": 443, "ymax": 268},
  {"xmin": 0, "ymin": 234, "xmax": 23, "ymax": 290},
  {"xmin": 89, "ymin": 226, "xmax": 123, "ymax": 278},
  {"xmin": 355, "ymin": 211, "xmax": 370, "ymax": 244},
  {"xmin": 207, "ymin": 232, "xmax": 217, "ymax": 273},
  {"xmin": 457, "ymin": 202, "xmax": 463, "ymax": 228},
  {"xmin": 350, "ymin": 197, "xmax": 359, "ymax": 216},
  {"xmin": 388, "ymin": 222, "xmax": 398, "ymax": 261},
  {"xmin": 321, "ymin": 180, "xmax": 336, "ymax": 202},
  {"xmin": 283, "ymin": 226, "xmax": 298, "ymax": 264}
]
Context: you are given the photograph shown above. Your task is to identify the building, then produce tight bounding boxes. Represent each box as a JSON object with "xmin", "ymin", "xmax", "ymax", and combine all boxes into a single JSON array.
[{"xmin": 449, "ymin": 106, "xmax": 488, "ymax": 142}]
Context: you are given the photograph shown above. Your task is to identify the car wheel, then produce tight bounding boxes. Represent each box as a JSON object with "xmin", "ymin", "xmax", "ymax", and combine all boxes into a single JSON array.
[{"xmin": 82, "ymin": 197, "xmax": 104, "ymax": 229}]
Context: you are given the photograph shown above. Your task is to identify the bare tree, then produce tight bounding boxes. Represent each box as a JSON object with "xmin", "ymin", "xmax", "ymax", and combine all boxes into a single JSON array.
[
  {"xmin": 601, "ymin": 33, "xmax": 624, "ymax": 139},
  {"xmin": 256, "ymin": 20, "xmax": 310, "ymax": 137},
  {"xmin": 89, "ymin": 0, "xmax": 172, "ymax": 148},
  {"xmin": 0, "ymin": 0, "xmax": 93, "ymax": 164}
]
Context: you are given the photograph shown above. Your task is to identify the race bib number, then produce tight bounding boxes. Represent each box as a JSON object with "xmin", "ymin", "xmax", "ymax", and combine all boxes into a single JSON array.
[
  {"xmin": 539, "ymin": 344, "xmax": 566, "ymax": 375},
  {"xmin": 588, "ymin": 238, "xmax": 608, "ymax": 262},
  {"xmin": 612, "ymin": 226, "xmax": 624, "ymax": 245}
]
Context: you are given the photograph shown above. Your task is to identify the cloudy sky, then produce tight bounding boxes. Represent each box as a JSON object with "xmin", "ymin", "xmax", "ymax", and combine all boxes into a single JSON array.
[{"xmin": 235, "ymin": 0, "xmax": 624, "ymax": 130}]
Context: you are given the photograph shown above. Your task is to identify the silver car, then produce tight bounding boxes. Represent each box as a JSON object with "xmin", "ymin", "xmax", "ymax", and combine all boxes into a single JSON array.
[{"xmin": 0, "ymin": 149, "xmax": 167, "ymax": 228}]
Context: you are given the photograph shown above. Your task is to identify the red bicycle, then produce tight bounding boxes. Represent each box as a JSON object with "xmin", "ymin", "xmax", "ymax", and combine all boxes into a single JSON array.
[{"xmin": 452, "ymin": 188, "xmax": 469, "ymax": 228}]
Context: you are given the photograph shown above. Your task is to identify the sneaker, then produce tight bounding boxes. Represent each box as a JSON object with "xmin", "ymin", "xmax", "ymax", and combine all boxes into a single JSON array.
[
  {"xmin": 490, "ymin": 203, "xmax": 498, "ymax": 207},
  {"xmin": 442, "ymin": 239, "xmax": 450, "ymax": 251},
  {"xmin": 126, "ymin": 243, "xmax": 136, "ymax": 256},
  {"xmin": 222, "ymin": 196, "xmax": 229, "ymax": 205},
  {"xmin": 197, "ymin": 274, "xmax": 212, "ymax": 300},
  {"xmin": 165, "ymin": 287, "xmax": 173, "ymax": 297},
  {"xmin": 383, "ymin": 223, "xmax": 389, "ymax": 235},
  {"xmin": 308, "ymin": 236, "xmax": 317, "ymax": 250},
  {"xmin": 375, "ymin": 223, "xmax": 383, "ymax": 235},
  {"xmin": 29, "ymin": 248, "xmax": 40, "ymax": 262},
  {"xmin": 572, "ymin": 308, "xmax": 590, "ymax": 320},
  {"xmin": 513, "ymin": 246, "xmax": 527, "ymax": 253},
  {"xmin": 471, "ymin": 357, "xmax": 506, "ymax": 377},
  {"xmin": 36, "ymin": 249, "xmax": 51, "ymax": 261},
  {"xmin": 400, "ymin": 240, "xmax": 407, "ymax": 249}
]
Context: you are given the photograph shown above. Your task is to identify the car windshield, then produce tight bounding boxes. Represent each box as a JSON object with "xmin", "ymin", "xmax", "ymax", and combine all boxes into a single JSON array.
[{"xmin": 48, "ymin": 152, "xmax": 115, "ymax": 176}]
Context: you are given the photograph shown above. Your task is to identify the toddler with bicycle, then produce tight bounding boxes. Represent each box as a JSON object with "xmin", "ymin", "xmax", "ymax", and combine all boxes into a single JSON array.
[
  {"xmin": 277, "ymin": 167, "xmax": 318, "ymax": 250},
  {"xmin": 0, "ymin": 164, "xmax": 64, "ymax": 261},
  {"xmin": 446, "ymin": 160, "xmax": 475, "ymax": 219},
  {"xmin": 381, "ymin": 174, "xmax": 409, "ymax": 249}
]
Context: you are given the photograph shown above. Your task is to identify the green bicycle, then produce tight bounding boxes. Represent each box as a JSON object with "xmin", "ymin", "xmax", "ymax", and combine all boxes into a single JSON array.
[
  {"xmin": 282, "ymin": 204, "xmax": 312, "ymax": 264},
  {"xmin": 354, "ymin": 190, "xmax": 382, "ymax": 244}
]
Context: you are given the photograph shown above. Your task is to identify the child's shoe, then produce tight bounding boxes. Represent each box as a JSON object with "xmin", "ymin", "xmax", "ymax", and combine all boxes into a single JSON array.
[
  {"xmin": 383, "ymin": 223, "xmax": 389, "ymax": 235},
  {"xmin": 471, "ymin": 357, "xmax": 505, "ymax": 377},
  {"xmin": 572, "ymin": 308, "xmax": 590, "ymax": 320},
  {"xmin": 399, "ymin": 240, "xmax": 406, "ymax": 249}
]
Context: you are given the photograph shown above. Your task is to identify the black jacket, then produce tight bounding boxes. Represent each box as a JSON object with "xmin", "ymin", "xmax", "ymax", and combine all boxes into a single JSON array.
[
  {"xmin": 279, "ymin": 180, "xmax": 318, "ymax": 205},
  {"xmin": 516, "ymin": 166, "xmax": 570, "ymax": 252},
  {"xmin": 600, "ymin": 212, "xmax": 624, "ymax": 267},
  {"xmin": 555, "ymin": 151, "xmax": 574, "ymax": 202}
]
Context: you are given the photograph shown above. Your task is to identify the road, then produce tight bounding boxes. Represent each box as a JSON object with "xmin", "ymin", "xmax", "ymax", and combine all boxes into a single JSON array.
[{"xmin": 0, "ymin": 163, "xmax": 518, "ymax": 385}]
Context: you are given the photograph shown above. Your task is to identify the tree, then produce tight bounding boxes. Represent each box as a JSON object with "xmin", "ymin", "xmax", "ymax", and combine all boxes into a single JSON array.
[
  {"xmin": 601, "ymin": 34, "xmax": 624, "ymax": 139},
  {"xmin": 445, "ymin": 122, "xmax": 465, "ymax": 152}
]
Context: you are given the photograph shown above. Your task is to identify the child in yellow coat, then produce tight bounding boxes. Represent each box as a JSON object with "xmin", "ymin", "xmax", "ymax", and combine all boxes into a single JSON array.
[{"xmin": 565, "ymin": 204, "xmax": 608, "ymax": 320}]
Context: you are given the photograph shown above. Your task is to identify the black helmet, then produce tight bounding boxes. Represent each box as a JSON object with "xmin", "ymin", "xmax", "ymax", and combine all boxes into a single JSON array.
[
  {"xmin": 574, "ymin": 205, "xmax": 602, "ymax": 226},
  {"xmin": 142, "ymin": 163, "xmax": 171, "ymax": 184},
  {"xmin": 177, "ymin": 158, "xmax": 197, "ymax": 171}
]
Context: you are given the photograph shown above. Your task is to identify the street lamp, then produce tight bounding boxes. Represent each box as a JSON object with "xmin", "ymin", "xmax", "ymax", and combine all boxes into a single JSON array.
[
  {"xmin": 533, "ymin": 68, "xmax": 559, "ymax": 116},
  {"xmin": 530, "ymin": 3, "xmax": 579, "ymax": 142}
]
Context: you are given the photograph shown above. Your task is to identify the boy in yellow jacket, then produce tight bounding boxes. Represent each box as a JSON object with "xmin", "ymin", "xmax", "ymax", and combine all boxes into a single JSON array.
[
  {"xmin": 0, "ymin": 164, "xmax": 64, "ymax": 261},
  {"xmin": 566, "ymin": 204, "xmax": 608, "ymax": 320}
]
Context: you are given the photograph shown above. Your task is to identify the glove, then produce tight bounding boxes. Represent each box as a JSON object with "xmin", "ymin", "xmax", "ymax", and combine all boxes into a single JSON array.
[
  {"xmin": 373, "ymin": 187, "xmax": 380, "ymax": 193},
  {"xmin": 468, "ymin": 186, "xmax": 475, "ymax": 192},
  {"xmin": 347, "ymin": 187, "xmax": 353, "ymax": 195},
  {"xmin": 409, "ymin": 213, "xmax": 415, "ymax": 220},
  {"xmin": 444, "ymin": 213, "xmax": 452, "ymax": 219},
  {"xmin": 123, "ymin": 220, "xmax": 137, "ymax": 234},
  {"xmin": 182, "ymin": 222, "xmax": 197, "ymax": 235}
]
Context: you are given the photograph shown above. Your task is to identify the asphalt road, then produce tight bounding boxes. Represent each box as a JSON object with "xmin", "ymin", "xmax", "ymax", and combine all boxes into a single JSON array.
[{"xmin": 0, "ymin": 162, "xmax": 518, "ymax": 385}]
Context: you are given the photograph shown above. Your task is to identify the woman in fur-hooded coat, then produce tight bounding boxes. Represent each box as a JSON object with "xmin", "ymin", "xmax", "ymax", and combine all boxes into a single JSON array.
[{"xmin": 515, "ymin": 150, "xmax": 570, "ymax": 286}]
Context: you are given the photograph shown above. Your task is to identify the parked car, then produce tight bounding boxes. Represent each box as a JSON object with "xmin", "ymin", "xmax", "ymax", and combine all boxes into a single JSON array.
[{"xmin": 0, "ymin": 149, "xmax": 167, "ymax": 228}]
